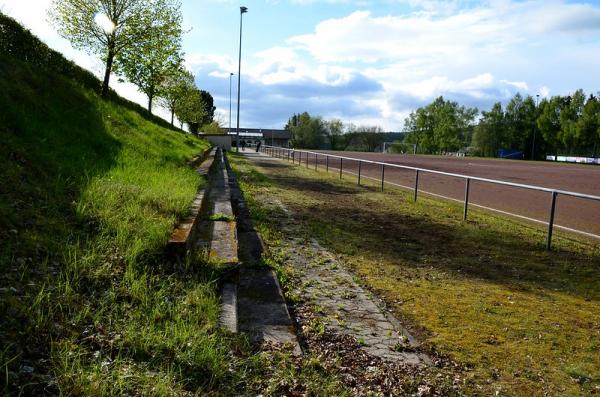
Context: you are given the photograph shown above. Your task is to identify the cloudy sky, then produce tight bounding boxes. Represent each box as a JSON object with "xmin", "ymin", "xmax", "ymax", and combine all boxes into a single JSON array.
[{"xmin": 2, "ymin": 0, "xmax": 600, "ymax": 130}]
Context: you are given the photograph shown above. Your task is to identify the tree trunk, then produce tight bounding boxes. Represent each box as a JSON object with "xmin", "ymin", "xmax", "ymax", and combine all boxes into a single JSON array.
[
  {"xmin": 148, "ymin": 95, "xmax": 153, "ymax": 114},
  {"xmin": 171, "ymin": 109, "xmax": 175, "ymax": 126},
  {"xmin": 101, "ymin": 39, "xmax": 116, "ymax": 98}
]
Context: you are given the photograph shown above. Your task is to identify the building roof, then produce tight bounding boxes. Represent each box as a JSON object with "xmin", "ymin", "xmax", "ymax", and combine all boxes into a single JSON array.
[{"xmin": 228, "ymin": 128, "xmax": 291, "ymax": 139}]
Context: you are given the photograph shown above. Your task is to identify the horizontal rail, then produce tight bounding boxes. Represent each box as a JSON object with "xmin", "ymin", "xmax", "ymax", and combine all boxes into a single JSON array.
[
  {"xmin": 265, "ymin": 146, "xmax": 600, "ymax": 202},
  {"xmin": 261, "ymin": 145, "xmax": 600, "ymax": 249},
  {"xmin": 325, "ymin": 166, "xmax": 600, "ymax": 239}
]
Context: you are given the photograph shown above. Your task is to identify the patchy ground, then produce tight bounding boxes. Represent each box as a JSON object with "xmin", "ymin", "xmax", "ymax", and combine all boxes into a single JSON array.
[
  {"xmin": 231, "ymin": 151, "xmax": 600, "ymax": 397},
  {"xmin": 270, "ymin": 210, "xmax": 427, "ymax": 364},
  {"xmin": 235, "ymin": 154, "xmax": 467, "ymax": 396}
]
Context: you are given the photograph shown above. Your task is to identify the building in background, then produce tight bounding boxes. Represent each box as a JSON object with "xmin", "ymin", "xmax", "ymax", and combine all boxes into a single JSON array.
[{"xmin": 229, "ymin": 128, "xmax": 292, "ymax": 148}]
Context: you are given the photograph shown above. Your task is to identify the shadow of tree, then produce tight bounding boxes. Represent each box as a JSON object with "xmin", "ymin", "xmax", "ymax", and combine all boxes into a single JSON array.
[{"xmin": 250, "ymin": 157, "xmax": 600, "ymax": 302}]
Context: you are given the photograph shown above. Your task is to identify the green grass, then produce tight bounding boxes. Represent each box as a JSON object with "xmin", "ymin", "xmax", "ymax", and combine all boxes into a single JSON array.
[
  {"xmin": 0, "ymin": 57, "xmax": 229, "ymax": 394},
  {"xmin": 209, "ymin": 213, "xmax": 235, "ymax": 222},
  {"xmin": 229, "ymin": 152, "xmax": 600, "ymax": 397},
  {"xmin": 0, "ymin": 57, "xmax": 356, "ymax": 396}
]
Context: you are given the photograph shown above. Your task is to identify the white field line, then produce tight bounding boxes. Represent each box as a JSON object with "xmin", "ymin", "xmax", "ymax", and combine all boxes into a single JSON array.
[{"xmin": 275, "ymin": 154, "xmax": 600, "ymax": 240}]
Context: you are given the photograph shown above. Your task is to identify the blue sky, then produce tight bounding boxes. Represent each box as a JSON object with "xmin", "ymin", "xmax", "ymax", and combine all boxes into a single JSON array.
[{"xmin": 2, "ymin": 0, "xmax": 600, "ymax": 130}]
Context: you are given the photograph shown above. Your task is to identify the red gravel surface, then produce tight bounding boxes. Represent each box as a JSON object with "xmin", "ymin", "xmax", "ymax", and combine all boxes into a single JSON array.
[{"xmin": 289, "ymin": 150, "xmax": 600, "ymax": 238}]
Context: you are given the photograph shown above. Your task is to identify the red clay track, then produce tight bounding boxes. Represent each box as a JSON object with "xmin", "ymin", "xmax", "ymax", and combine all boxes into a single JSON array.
[{"xmin": 291, "ymin": 150, "xmax": 600, "ymax": 239}]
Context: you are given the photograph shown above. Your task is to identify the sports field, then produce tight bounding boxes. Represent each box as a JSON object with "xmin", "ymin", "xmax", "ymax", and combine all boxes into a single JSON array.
[{"xmin": 306, "ymin": 151, "xmax": 600, "ymax": 238}]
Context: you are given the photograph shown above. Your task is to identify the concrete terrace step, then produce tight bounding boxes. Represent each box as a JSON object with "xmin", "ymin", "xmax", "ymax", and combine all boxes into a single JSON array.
[
  {"xmin": 188, "ymin": 146, "xmax": 215, "ymax": 168},
  {"xmin": 166, "ymin": 147, "xmax": 218, "ymax": 256},
  {"xmin": 195, "ymin": 148, "xmax": 239, "ymax": 264}
]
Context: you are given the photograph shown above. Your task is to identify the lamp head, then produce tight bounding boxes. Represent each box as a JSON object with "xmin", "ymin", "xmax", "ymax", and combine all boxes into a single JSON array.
[{"xmin": 240, "ymin": 6, "xmax": 248, "ymax": 13}]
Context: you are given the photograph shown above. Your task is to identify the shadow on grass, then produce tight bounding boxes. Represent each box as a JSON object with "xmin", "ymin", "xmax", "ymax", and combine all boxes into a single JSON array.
[
  {"xmin": 250, "ymin": 158, "xmax": 600, "ymax": 302},
  {"xmin": 0, "ymin": 59, "xmax": 126, "ymax": 395},
  {"xmin": 0, "ymin": 58, "xmax": 121, "ymax": 265}
]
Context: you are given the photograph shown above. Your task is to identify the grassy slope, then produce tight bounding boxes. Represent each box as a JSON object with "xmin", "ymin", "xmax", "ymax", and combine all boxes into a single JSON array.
[
  {"xmin": 230, "ymin": 153, "xmax": 600, "ymax": 397},
  {"xmin": 0, "ymin": 58, "xmax": 220, "ymax": 394},
  {"xmin": 0, "ymin": 59, "xmax": 351, "ymax": 396}
]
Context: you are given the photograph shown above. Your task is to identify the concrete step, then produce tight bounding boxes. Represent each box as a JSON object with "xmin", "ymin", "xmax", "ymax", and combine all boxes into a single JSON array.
[
  {"xmin": 219, "ymin": 283, "xmax": 238, "ymax": 333},
  {"xmin": 166, "ymin": 148, "xmax": 217, "ymax": 256},
  {"xmin": 195, "ymin": 148, "xmax": 239, "ymax": 264},
  {"xmin": 237, "ymin": 267, "xmax": 300, "ymax": 352}
]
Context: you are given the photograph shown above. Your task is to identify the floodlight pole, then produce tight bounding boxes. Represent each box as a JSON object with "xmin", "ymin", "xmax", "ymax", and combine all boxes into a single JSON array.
[
  {"xmin": 236, "ymin": 6, "xmax": 248, "ymax": 153},
  {"xmin": 229, "ymin": 73, "xmax": 233, "ymax": 134},
  {"xmin": 532, "ymin": 93, "xmax": 540, "ymax": 160}
]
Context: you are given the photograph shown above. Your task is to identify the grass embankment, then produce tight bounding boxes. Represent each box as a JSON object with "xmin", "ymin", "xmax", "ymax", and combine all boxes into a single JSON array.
[
  {"xmin": 0, "ymin": 57, "xmax": 217, "ymax": 394},
  {"xmin": 0, "ymin": 57, "xmax": 352, "ymax": 396},
  {"xmin": 229, "ymin": 153, "xmax": 600, "ymax": 396}
]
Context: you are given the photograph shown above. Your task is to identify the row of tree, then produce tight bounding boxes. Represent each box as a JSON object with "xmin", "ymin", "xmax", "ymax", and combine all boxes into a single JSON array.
[
  {"xmin": 404, "ymin": 91, "xmax": 600, "ymax": 158},
  {"xmin": 285, "ymin": 112, "xmax": 388, "ymax": 151},
  {"xmin": 49, "ymin": 0, "xmax": 216, "ymax": 132}
]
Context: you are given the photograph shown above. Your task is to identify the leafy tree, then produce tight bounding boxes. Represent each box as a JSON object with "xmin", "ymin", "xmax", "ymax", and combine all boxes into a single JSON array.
[
  {"xmin": 576, "ymin": 94, "xmax": 600, "ymax": 156},
  {"xmin": 176, "ymin": 88, "xmax": 206, "ymax": 134},
  {"xmin": 558, "ymin": 89, "xmax": 586, "ymax": 152},
  {"xmin": 50, "ymin": 0, "xmax": 177, "ymax": 98},
  {"xmin": 324, "ymin": 119, "xmax": 344, "ymax": 150},
  {"xmin": 284, "ymin": 113, "xmax": 302, "ymax": 131},
  {"xmin": 286, "ymin": 112, "xmax": 326, "ymax": 149},
  {"xmin": 537, "ymin": 97, "xmax": 564, "ymax": 153},
  {"xmin": 346, "ymin": 124, "xmax": 385, "ymax": 151},
  {"xmin": 503, "ymin": 94, "xmax": 539, "ymax": 158},
  {"xmin": 473, "ymin": 102, "xmax": 504, "ymax": 157},
  {"xmin": 201, "ymin": 121, "xmax": 224, "ymax": 134},
  {"xmin": 158, "ymin": 67, "xmax": 195, "ymax": 126},
  {"xmin": 198, "ymin": 90, "xmax": 216, "ymax": 125},
  {"xmin": 404, "ymin": 97, "xmax": 477, "ymax": 154},
  {"xmin": 117, "ymin": 0, "xmax": 183, "ymax": 113}
]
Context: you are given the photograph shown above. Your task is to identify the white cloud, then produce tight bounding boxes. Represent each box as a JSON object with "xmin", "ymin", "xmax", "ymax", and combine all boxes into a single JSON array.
[
  {"xmin": 288, "ymin": 9, "xmax": 516, "ymax": 64},
  {"xmin": 3, "ymin": 0, "xmax": 600, "ymax": 130},
  {"xmin": 500, "ymin": 79, "xmax": 529, "ymax": 92},
  {"xmin": 539, "ymin": 86, "xmax": 551, "ymax": 98}
]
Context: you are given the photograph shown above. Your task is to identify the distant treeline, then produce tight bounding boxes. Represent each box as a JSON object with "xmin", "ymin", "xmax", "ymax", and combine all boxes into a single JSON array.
[
  {"xmin": 284, "ymin": 112, "xmax": 403, "ymax": 151},
  {"xmin": 286, "ymin": 91, "xmax": 599, "ymax": 159},
  {"xmin": 402, "ymin": 93, "xmax": 600, "ymax": 159},
  {"xmin": 0, "ymin": 12, "xmax": 178, "ymax": 131}
]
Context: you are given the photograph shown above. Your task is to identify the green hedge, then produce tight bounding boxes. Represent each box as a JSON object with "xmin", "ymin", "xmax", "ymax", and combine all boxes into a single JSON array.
[{"xmin": 0, "ymin": 12, "xmax": 180, "ymax": 132}]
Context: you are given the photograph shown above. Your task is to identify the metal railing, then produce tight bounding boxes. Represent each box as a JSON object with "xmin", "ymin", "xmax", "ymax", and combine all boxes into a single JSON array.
[{"xmin": 260, "ymin": 145, "xmax": 600, "ymax": 250}]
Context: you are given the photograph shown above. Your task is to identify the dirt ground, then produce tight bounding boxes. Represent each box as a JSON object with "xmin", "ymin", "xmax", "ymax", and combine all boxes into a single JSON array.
[{"xmin": 290, "ymin": 150, "xmax": 600, "ymax": 238}]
